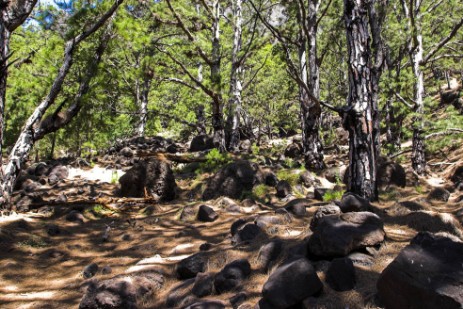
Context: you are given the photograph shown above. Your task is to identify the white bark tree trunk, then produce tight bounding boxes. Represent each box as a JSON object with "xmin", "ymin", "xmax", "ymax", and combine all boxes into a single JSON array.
[
  {"xmin": 226, "ymin": 0, "xmax": 243, "ymax": 151},
  {"xmin": 402, "ymin": 0, "xmax": 426, "ymax": 175}
]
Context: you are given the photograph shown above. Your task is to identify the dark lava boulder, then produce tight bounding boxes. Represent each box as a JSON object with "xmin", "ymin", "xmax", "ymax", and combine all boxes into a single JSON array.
[
  {"xmin": 377, "ymin": 232, "xmax": 463, "ymax": 309},
  {"xmin": 340, "ymin": 192, "xmax": 371, "ymax": 212},
  {"xmin": 308, "ymin": 212, "xmax": 385, "ymax": 257},
  {"xmin": 191, "ymin": 272, "xmax": 215, "ymax": 297},
  {"xmin": 309, "ymin": 204, "xmax": 341, "ymax": 231},
  {"xmin": 276, "ymin": 180, "xmax": 292, "ymax": 198},
  {"xmin": 284, "ymin": 143, "xmax": 302, "ymax": 158},
  {"xmin": 283, "ymin": 198, "xmax": 309, "ymax": 217},
  {"xmin": 176, "ymin": 253, "xmax": 208, "ymax": 280},
  {"xmin": 119, "ymin": 159, "xmax": 177, "ymax": 201},
  {"xmin": 214, "ymin": 259, "xmax": 251, "ymax": 294},
  {"xmin": 48, "ymin": 165, "xmax": 69, "ymax": 185},
  {"xmin": 258, "ymin": 240, "xmax": 283, "ymax": 271},
  {"xmin": 451, "ymin": 166, "xmax": 463, "ymax": 186},
  {"xmin": 377, "ymin": 159, "xmax": 406, "ymax": 188},
  {"xmin": 79, "ymin": 272, "xmax": 164, "ymax": 309},
  {"xmin": 184, "ymin": 300, "xmax": 226, "ymax": 309},
  {"xmin": 427, "ymin": 187, "xmax": 451, "ymax": 202},
  {"xmin": 326, "ymin": 257, "xmax": 356, "ymax": 291},
  {"xmin": 261, "ymin": 258, "xmax": 322, "ymax": 308},
  {"xmin": 202, "ymin": 160, "xmax": 264, "ymax": 200},
  {"xmin": 190, "ymin": 135, "xmax": 214, "ymax": 152},
  {"xmin": 197, "ymin": 205, "xmax": 219, "ymax": 222},
  {"xmin": 232, "ymin": 223, "xmax": 262, "ymax": 244}
]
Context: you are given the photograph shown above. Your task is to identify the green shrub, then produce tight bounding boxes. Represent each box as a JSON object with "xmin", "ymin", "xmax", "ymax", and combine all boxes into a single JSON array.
[
  {"xmin": 276, "ymin": 169, "xmax": 300, "ymax": 186},
  {"xmin": 197, "ymin": 148, "xmax": 232, "ymax": 174},
  {"xmin": 253, "ymin": 184, "xmax": 271, "ymax": 199},
  {"xmin": 110, "ymin": 170, "xmax": 119, "ymax": 184},
  {"xmin": 323, "ymin": 190, "xmax": 343, "ymax": 202}
]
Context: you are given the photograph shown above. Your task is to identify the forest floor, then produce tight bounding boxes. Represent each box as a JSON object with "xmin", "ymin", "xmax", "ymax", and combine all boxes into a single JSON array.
[{"xmin": 0, "ymin": 138, "xmax": 462, "ymax": 309}]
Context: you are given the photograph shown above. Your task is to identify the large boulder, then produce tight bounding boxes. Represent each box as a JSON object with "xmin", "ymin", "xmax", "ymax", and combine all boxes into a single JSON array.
[
  {"xmin": 232, "ymin": 223, "xmax": 262, "ymax": 244},
  {"xmin": 326, "ymin": 258, "xmax": 356, "ymax": 291},
  {"xmin": 308, "ymin": 212, "xmax": 385, "ymax": 257},
  {"xmin": 48, "ymin": 165, "xmax": 69, "ymax": 185},
  {"xmin": 276, "ymin": 180, "xmax": 292, "ymax": 198},
  {"xmin": 119, "ymin": 159, "xmax": 177, "ymax": 201},
  {"xmin": 261, "ymin": 258, "xmax": 322, "ymax": 308},
  {"xmin": 176, "ymin": 253, "xmax": 208, "ymax": 280},
  {"xmin": 377, "ymin": 159, "xmax": 406, "ymax": 189},
  {"xmin": 309, "ymin": 204, "xmax": 341, "ymax": 231},
  {"xmin": 450, "ymin": 166, "xmax": 463, "ymax": 186},
  {"xmin": 377, "ymin": 232, "xmax": 463, "ymax": 309},
  {"xmin": 283, "ymin": 198, "xmax": 309, "ymax": 217},
  {"xmin": 202, "ymin": 161, "xmax": 264, "ymax": 200},
  {"xmin": 284, "ymin": 143, "xmax": 302, "ymax": 158},
  {"xmin": 79, "ymin": 272, "xmax": 164, "ymax": 309},
  {"xmin": 190, "ymin": 135, "xmax": 214, "ymax": 152},
  {"xmin": 427, "ymin": 187, "xmax": 451, "ymax": 202},
  {"xmin": 258, "ymin": 240, "xmax": 283, "ymax": 271},
  {"xmin": 340, "ymin": 192, "xmax": 371, "ymax": 212},
  {"xmin": 214, "ymin": 259, "xmax": 251, "ymax": 294}
]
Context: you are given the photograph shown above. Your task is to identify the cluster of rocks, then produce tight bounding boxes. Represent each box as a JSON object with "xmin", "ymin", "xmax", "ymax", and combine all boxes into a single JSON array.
[
  {"xmin": 109, "ymin": 136, "xmax": 182, "ymax": 155},
  {"xmin": 13, "ymin": 162, "xmax": 70, "ymax": 211}
]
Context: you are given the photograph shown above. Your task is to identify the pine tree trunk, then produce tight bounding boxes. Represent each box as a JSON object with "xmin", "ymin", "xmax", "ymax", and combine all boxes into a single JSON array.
[
  {"xmin": 300, "ymin": 0, "xmax": 324, "ymax": 171},
  {"xmin": 226, "ymin": 0, "xmax": 243, "ymax": 152},
  {"xmin": 0, "ymin": 20, "xmax": 10, "ymax": 204},
  {"xmin": 344, "ymin": 0, "xmax": 378, "ymax": 201},
  {"xmin": 385, "ymin": 98, "xmax": 401, "ymax": 154},
  {"xmin": 211, "ymin": 0, "xmax": 226, "ymax": 152},
  {"xmin": 137, "ymin": 77, "xmax": 150, "ymax": 137}
]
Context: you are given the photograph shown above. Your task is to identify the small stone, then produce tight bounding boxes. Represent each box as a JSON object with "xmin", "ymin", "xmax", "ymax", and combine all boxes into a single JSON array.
[
  {"xmin": 276, "ymin": 180, "xmax": 292, "ymax": 198},
  {"xmin": 66, "ymin": 210, "xmax": 84, "ymax": 224},
  {"xmin": 101, "ymin": 266, "xmax": 112, "ymax": 275},
  {"xmin": 83, "ymin": 263, "xmax": 99, "ymax": 278},
  {"xmin": 46, "ymin": 224, "xmax": 61, "ymax": 236},
  {"xmin": 313, "ymin": 188, "xmax": 329, "ymax": 201},
  {"xmin": 197, "ymin": 205, "xmax": 219, "ymax": 222}
]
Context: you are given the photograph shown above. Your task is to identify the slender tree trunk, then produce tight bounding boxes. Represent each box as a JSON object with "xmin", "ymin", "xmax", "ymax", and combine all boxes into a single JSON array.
[
  {"xmin": 385, "ymin": 97, "xmax": 402, "ymax": 154},
  {"xmin": 138, "ymin": 76, "xmax": 151, "ymax": 136},
  {"xmin": 211, "ymin": 0, "xmax": 226, "ymax": 152},
  {"xmin": 367, "ymin": 0, "xmax": 385, "ymax": 162},
  {"xmin": 0, "ymin": 20, "xmax": 10, "ymax": 204},
  {"xmin": 410, "ymin": 33, "xmax": 426, "ymax": 175},
  {"xmin": 300, "ymin": 0, "xmax": 324, "ymax": 171},
  {"xmin": 343, "ymin": 0, "xmax": 378, "ymax": 201},
  {"xmin": 226, "ymin": 0, "xmax": 243, "ymax": 152}
]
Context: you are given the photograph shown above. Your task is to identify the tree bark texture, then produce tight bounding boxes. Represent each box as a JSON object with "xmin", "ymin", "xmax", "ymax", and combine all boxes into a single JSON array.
[
  {"xmin": 0, "ymin": 20, "xmax": 10, "ymax": 203},
  {"xmin": 226, "ymin": 0, "xmax": 243, "ymax": 152},
  {"xmin": 343, "ymin": 0, "xmax": 378, "ymax": 201},
  {"xmin": 410, "ymin": 33, "xmax": 426, "ymax": 175},
  {"xmin": 300, "ymin": 0, "xmax": 324, "ymax": 171},
  {"xmin": 211, "ymin": 0, "xmax": 226, "ymax": 152},
  {"xmin": 0, "ymin": 0, "xmax": 38, "ymax": 204},
  {"xmin": 137, "ymin": 76, "xmax": 151, "ymax": 136}
]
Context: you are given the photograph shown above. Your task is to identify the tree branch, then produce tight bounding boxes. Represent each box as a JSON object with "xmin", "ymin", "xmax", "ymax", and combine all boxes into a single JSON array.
[{"xmin": 422, "ymin": 17, "xmax": 463, "ymax": 64}]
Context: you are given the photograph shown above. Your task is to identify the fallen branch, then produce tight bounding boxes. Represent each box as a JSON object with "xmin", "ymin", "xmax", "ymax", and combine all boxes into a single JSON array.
[{"xmin": 425, "ymin": 128, "xmax": 463, "ymax": 139}]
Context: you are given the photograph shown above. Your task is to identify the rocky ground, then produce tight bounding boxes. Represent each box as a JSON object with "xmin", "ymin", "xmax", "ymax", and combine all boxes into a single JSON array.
[{"xmin": 0, "ymin": 134, "xmax": 462, "ymax": 309}]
